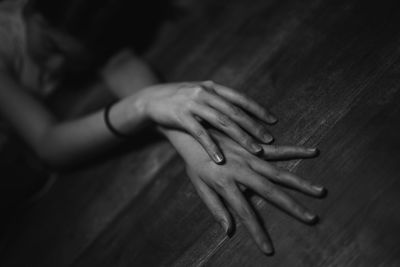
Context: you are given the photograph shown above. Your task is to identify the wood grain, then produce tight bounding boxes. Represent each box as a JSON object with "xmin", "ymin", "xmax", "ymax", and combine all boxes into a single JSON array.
[{"xmin": 1, "ymin": 0, "xmax": 400, "ymax": 266}]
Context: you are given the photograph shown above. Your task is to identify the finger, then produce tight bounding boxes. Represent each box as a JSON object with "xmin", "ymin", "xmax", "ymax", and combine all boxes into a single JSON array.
[
  {"xmin": 218, "ymin": 182, "xmax": 273, "ymax": 255},
  {"xmin": 202, "ymin": 81, "xmax": 277, "ymax": 124},
  {"xmin": 237, "ymin": 169, "xmax": 318, "ymax": 224},
  {"xmin": 183, "ymin": 116, "xmax": 224, "ymax": 164},
  {"xmin": 261, "ymin": 145, "xmax": 319, "ymax": 160},
  {"xmin": 249, "ymin": 158, "xmax": 326, "ymax": 197},
  {"xmin": 188, "ymin": 171, "xmax": 233, "ymax": 236},
  {"xmin": 190, "ymin": 104, "xmax": 263, "ymax": 154},
  {"xmin": 200, "ymin": 90, "xmax": 273, "ymax": 143}
]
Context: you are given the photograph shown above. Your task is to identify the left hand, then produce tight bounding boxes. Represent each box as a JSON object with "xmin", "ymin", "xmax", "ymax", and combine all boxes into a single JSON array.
[{"xmin": 139, "ymin": 80, "xmax": 277, "ymax": 164}]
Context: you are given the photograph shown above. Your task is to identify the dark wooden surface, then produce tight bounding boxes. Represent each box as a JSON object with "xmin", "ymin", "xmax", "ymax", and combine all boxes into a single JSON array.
[{"xmin": 1, "ymin": 0, "xmax": 400, "ymax": 266}]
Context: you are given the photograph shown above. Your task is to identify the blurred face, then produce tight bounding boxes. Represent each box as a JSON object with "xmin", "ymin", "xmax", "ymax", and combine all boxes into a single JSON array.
[
  {"xmin": 25, "ymin": 13, "xmax": 67, "ymax": 81},
  {"xmin": 24, "ymin": 11, "xmax": 90, "ymax": 86}
]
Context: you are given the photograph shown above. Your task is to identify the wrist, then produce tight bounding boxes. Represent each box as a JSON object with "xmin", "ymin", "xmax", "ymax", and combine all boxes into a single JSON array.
[
  {"xmin": 133, "ymin": 90, "xmax": 150, "ymax": 121},
  {"xmin": 106, "ymin": 93, "xmax": 151, "ymax": 136},
  {"xmin": 132, "ymin": 87, "xmax": 155, "ymax": 123},
  {"xmin": 104, "ymin": 103, "xmax": 132, "ymax": 138}
]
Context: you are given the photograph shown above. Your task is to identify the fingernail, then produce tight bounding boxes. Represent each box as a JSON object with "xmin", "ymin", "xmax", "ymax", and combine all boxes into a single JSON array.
[
  {"xmin": 305, "ymin": 212, "xmax": 318, "ymax": 223},
  {"xmin": 312, "ymin": 184, "xmax": 324, "ymax": 191},
  {"xmin": 251, "ymin": 143, "xmax": 263, "ymax": 153},
  {"xmin": 214, "ymin": 153, "xmax": 224, "ymax": 163},
  {"xmin": 220, "ymin": 220, "xmax": 228, "ymax": 235},
  {"xmin": 263, "ymin": 134, "xmax": 274, "ymax": 143},
  {"xmin": 220, "ymin": 220, "xmax": 232, "ymax": 236},
  {"xmin": 261, "ymin": 242, "xmax": 273, "ymax": 255},
  {"xmin": 313, "ymin": 184, "xmax": 327, "ymax": 197},
  {"xmin": 308, "ymin": 148, "xmax": 319, "ymax": 155},
  {"xmin": 268, "ymin": 115, "xmax": 278, "ymax": 124}
]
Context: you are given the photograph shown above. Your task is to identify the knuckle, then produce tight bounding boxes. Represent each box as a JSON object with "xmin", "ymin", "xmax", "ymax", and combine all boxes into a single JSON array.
[
  {"xmin": 188, "ymin": 85, "xmax": 206, "ymax": 98},
  {"xmin": 184, "ymin": 100, "xmax": 196, "ymax": 110},
  {"xmin": 237, "ymin": 204, "xmax": 253, "ymax": 221},
  {"xmin": 268, "ymin": 145, "xmax": 279, "ymax": 152},
  {"xmin": 295, "ymin": 204, "xmax": 307, "ymax": 216},
  {"xmin": 274, "ymin": 146, "xmax": 284, "ymax": 154},
  {"xmin": 213, "ymin": 176, "xmax": 232, "ymax": 191},
  {"xmin": 194, "ymin": 85, "xmax": 205, "ymax": 94},
  {"xmin": 216, "ymin": 114, "xmax": 231, "ymax": 127},
  {"xmin": 256, "ymin": 125, "xmax": 266, "ymax": 136},
  {"xmin": 202, "ymin": 80, "xmax": 214, "ymax": 87},
  {"xmin": 241, "ymin": 135, "xmax": 253, "ymax": 146},
  {"xmin": 175, "ymin": 112, "xmax": 186, "ymax": 125},
  {"xmin": 192, "ymin": 127, "xmax": 207, "ymax": 139},
  {"xmin": 261, "ymin": 182, "xmax": 277, "ymax": 198},
  {"xmin": 233, "ymin": 129, "xmax": 248, "ymax": 142},
  {"xmin": 238, "ymin": 184, "xmax": 246, "ymax": 191},
  {"xmin": 268, "ymin": 145, "xmax": 279, "ymax": 154},
  {"xmin": 230, "ymin": 105, "xmax": 243, "ymax": 117},
  {"xmin": 274, "ymin": 169, "xmax": 282, "ymax": 180}
]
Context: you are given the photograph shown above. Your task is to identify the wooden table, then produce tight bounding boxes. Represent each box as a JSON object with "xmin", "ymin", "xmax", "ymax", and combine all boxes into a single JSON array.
[{"xmin": 1, "ymin": 0, "xmax": 400, "ymax": 266}]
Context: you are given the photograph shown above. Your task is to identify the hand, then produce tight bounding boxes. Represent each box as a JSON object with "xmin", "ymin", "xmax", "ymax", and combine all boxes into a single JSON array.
[
  {"xmin": 140, "ymin": 81, "xmax": 277, "ymax": 163},
  {"xmin": 162, "ymin": 128, "xmax": 325, "ymax": 255}
]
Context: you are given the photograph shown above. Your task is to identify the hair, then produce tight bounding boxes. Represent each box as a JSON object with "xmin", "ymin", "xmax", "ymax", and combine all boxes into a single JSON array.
[
  {"xmin": 0, "ymin": 0, "xmax": 94, "ymax": 92},
  {"xmin": 0, "ymin": 0, "xmax": 182, "ymax": 91}
]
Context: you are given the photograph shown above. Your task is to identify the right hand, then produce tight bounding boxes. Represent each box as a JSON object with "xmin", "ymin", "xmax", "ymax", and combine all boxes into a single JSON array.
[
  {"xmin": 139, "ymin": 80, "xmax": 277, "ymax": 163},
  {"xmin": 162, "ymin": 127, "xmax": 325, "ymax": 255}
]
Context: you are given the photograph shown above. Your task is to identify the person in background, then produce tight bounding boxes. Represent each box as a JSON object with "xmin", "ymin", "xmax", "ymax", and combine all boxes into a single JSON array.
[{"xmin": 0, "ymin": 0, "xmax": 325, "ymax": 254}]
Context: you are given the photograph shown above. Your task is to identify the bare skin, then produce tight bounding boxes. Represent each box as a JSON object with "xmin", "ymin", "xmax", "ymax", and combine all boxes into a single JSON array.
[
  {"xmin": 103, "ymin": 55, "xmax": 277, "ymax": 163},
  {"xmin": 0, "ymin": 50, "xmax": 275, "ymax": 167},
  {"xmin": 163, "ymin": 127, "xmax": 325, "ymax": 254},
  {"xmin": 137, "ymin": 80, "xmax": 277, "ymax": 163},
  {"xmin": 104, "ymin": 53, "xmax": 326, "ymax": 254},
  {"xmin": 0, "ymin": 26, "xmax": 326, "ymax": 254},
  {"xmin": 0, "ymin": 3, "xmax": 275, "ymax": 165}
]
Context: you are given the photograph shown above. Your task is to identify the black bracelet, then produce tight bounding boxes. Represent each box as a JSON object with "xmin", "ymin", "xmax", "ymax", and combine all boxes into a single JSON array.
[{"xmin": 104, "ymin": 103, "xmax": 131, "ymax": 138}]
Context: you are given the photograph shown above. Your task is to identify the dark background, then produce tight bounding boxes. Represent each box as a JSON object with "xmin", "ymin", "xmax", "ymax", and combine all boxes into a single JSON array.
[
  {"xmin": 35, "ymin": 0, "xmax": 180, "ymax": 65},
  {"xmin": 1, "ymin": 0, "xmax": 400, "ymax": 266}
]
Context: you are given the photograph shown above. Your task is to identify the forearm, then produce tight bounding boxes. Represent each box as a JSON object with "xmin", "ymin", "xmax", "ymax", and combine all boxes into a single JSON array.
[
  {"xmin": 36, "ymin": 93, "xmax": 151, "ymax": 167},
  {"xmin": 0, "ymin": 69, "xmax": 152, "ymax": 168}
]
